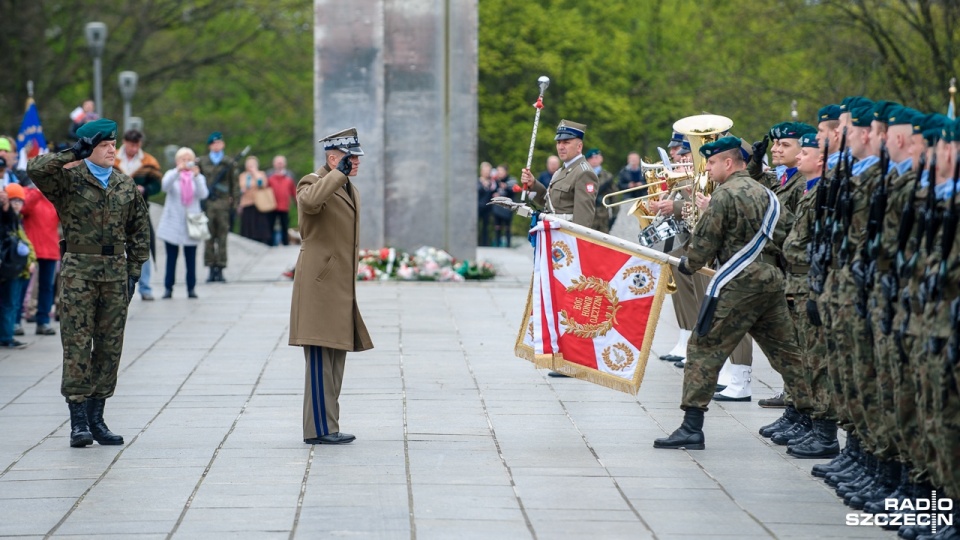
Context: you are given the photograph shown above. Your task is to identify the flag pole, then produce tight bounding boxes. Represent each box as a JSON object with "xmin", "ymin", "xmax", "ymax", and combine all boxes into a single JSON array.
[{"xmin": 540, "ymin": 214, "xmax": 716, "ymax": 277}]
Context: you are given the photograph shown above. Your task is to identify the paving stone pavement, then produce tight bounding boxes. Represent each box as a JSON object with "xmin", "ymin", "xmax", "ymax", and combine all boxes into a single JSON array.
[{"xmin": 0, "ymin": 207, "xmax": 892, "ymax": 539}]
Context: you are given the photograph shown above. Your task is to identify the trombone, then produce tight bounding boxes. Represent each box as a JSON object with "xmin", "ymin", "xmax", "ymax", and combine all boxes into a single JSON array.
[{"xmin": 601, "ymin": 181, "xmax": 685, "ymax": 208}]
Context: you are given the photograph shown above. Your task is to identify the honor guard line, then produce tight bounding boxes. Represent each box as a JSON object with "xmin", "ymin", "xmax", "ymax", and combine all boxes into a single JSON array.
[{"xmin": 540, "ymin": 213, "xmax": 716, "ymax": 279}]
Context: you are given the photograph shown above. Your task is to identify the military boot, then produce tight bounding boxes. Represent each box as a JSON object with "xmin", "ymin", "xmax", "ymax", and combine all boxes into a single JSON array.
[
  {"xmin": 771, "ymin": 413, "xmax": 812, "ymax": 445},
  {"xmin": 917, "ymin": 525, "xmax": 960, "ymax": 540},
  {"xmin": 206, "ymin": 267, "xmax": 215, "ymax": 283},
  {"xmin": 67, "ymin": 401, "xmax": 93, "ymax": 448},
  {"xmin": 86, "ymin": 398, "xmax": 124, "ymax": 445},
  {"xmin": 828, "ymin": 451, "xmax": 871, "ymax": 488},
  {"xmin": 812, "ymin": 433, "xmax": 858, "ymax": 477},
  {"xmin": 216, "ymin": 267, "xmax": 227, "ymax": 282},
  {"xmin": 759, "ymin": 405, "xmax": 801, "ymax": 438},
  {"xmin": 653, "ymin": 409, "xmax": 705, "ymax": 450},
  {"xmin": 866, "ymin": 463, "xmax": 911, "ymax": 514},
  {"xmin": 848, "ymin": 460, "xmax": 900, "ymax": 509},
  {"xmin": 789, "ymin": 419, "xmax": 840, "ymax": 459},
  {"xmin": 837, "ymin": 455, "xmax": 880, "ymax": 498}
]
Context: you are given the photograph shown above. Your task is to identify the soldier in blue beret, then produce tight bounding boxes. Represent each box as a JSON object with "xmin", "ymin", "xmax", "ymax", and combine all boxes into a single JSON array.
[
  {"xmin": 654, "ymin": 135, "xmax": 802, "ymax": 451},
  {"xmin": 27, "ymin": 118, "xmax": 150, "ymax": 448}
]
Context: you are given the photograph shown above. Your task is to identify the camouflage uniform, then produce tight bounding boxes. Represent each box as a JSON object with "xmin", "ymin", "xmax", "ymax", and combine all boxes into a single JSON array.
[
  {"xmin": 197, "ymin": 154, "xmax": 238, "ymax": 269},
  {"xmin": 27, "ymin": 151, "xmax": 150, "ymax": 402},
  {"xmin": 782, "ymin": 181, "xmax": 831, "ymax": 419},
  {"xmin": 680, "ymin": 170, "xmax": 803, "ymax": 410}
]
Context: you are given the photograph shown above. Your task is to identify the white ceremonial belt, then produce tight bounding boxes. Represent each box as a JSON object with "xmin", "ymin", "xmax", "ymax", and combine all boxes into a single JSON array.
[{"xmin": 552, "ymin": 213, "xmax": 573, "ymax": 220}]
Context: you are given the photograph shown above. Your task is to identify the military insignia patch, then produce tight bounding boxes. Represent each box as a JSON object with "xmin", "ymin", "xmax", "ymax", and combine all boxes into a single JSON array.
[
  {"xmin": 551, "ymin": 241, "xmax": 574, "ymax": 270},
  {"xmin": 621, "ymin": 265, "xmax": 655, "ymax": 296},
  {"xmin": 586, "ymin": 183, "xmax": 595, "ymax": 194}
]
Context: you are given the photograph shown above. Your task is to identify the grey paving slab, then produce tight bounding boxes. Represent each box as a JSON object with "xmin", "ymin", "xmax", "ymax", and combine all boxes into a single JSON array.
[{"xmin": 0, "ymin": 218, "xmax": 896, "ymax": 539}]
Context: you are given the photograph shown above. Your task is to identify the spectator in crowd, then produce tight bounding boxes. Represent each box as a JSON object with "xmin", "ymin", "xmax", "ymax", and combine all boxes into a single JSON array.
[
  {"xmin": 491, "ymin": 163, "xmax": 518, "ymax": 248},
  {"xmin": 238, "ymin": 156, "xmax": 273, "ymax": 245},
  {"xmin": 156, "ymin": 147, "xmax": 208, "ymax": 299},
  {"xmin": 18, "ymin": 176, "xmax": 59, "ymax": 335},
  {"xmin": 0, "ymin": 184, "xmax": 35, "ymax": 349},
  {"xmin": 67, "ymin": 100, "xmax": 99, "ymax": 142},
  {"xmin": 537, "ymin": 155, "xmax": 561, "ymax": 187},
  {"xmin": 616, "ymin": 151, "xmax": 645, "ymax": 193},
  {"xmin": 267, "ymin": 156, "xmax": 297, "ymax": 246},
  {"xmin": 114, "ymin": 129, "xmax": 162, "ymax": 300},
  {"xmin": 0, "ymin": 137, "xmax": 25, "ymax": 186},
  {"xmin": 477, "ymin": 161, "xmax": 496, "ymax": 246}
]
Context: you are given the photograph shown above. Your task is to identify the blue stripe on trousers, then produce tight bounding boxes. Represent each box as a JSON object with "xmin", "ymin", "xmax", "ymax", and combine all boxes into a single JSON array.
[{"xmin": 310, "ymin": 346, "xmax": 330, "ymax": 436}]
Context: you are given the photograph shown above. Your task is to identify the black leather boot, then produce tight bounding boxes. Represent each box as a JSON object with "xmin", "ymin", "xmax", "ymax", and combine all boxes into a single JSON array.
[
  {"xmin": 837, "ymin": 455, "xmax": 879, "ymax": 498},
  {"xmin": 68, "ymin": 401, "xmax": 93, "ymax": 448},
  {"xmin": 829, "ymin": 451, "xmax": 872, "ymax": 488},
  {"xmin": 812, "ymin": 433, "xmax": 857, "ymax": 477},
  {"xmin": 789, "ymin": 419, "xmax": 840, "ymax": 458},
  {"xmin": 206, "ymin": 267, "xmax": 215, "ymax": 283},
  {"xmin": 654, "ymin": 409, "xmax": 705, "ymax": 450},
  {"xmin": 86, "ymin": 398, "xmax": 124, "ymax": 445},
  {"xmin": 759, "ymin": 405, "xmax": 801, "ymax": 438},
  {"xmin": 848, "ymin": 460, "xmax": 900, "ymax": 509},
  {"xmin": 771, "ymin": 413, "xmax": 812, "ymax": 445},
  {"xmin": 866, "ymin": 463, "xmax": 910, "ymax": 514}
]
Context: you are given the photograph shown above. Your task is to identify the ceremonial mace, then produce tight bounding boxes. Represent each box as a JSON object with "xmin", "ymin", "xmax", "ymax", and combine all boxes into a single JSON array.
[{"xmin": 521, "ymin": 76, "xmax": 550, "ymax": 201}]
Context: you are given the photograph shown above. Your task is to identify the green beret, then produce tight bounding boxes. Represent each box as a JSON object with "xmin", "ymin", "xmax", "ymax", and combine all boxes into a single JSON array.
[
  {"xmin": 840, "ymin": 96, "xmax": 873, "ymax": 113},
  {"xmin": 871, "ymin": 100, "xmax": 901, "ymax": 123},
  {"xmin": 75, "ymin": 118, "xmax": 117, "ymax": 141},
  {"xmin": 817, "ymin": 105, "xmax": 842, "ymax": 122},
  {"xmin": 584, "ymin": 148, "xmax": 601, "ymax": 159},
  {"xmin": 886, "ymin": 106, "xmax": 917, "ymax": 127},
  {"xmin": 207, "ymin": 131, "xmax": 223, "ymax": 145},
  {"xmin": 921, "ymin": 113, "xmax": 950, "ymax": 145},
  {"xmin": 850, "ymin": 105, "xmax": 874, "ymax": 127},
  {"xmin": 799, "ymin": 133, "xmax": 820, "ymax": 148},
  {"xmin": 699, "ymin": 136, "xmax": 743, "ymax": 158},
  {"xmin": 913, "ymin": 111, "xmax": 931, "ymax": 135}
]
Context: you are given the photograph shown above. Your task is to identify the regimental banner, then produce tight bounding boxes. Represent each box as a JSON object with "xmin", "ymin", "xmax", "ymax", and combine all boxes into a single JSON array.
[
  {"xmin": 515, "ymin": 218, "xmax": 670, "ymax": 394},
  {"xmin": 16, "ymin": 98, "xmax": 48, "ymax": 170}
]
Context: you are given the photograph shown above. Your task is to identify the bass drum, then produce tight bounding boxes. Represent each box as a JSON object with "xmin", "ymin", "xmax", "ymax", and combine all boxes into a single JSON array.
[{"xmin": 638, "ymin": 217, "xmax": 690, "ymax": 253}]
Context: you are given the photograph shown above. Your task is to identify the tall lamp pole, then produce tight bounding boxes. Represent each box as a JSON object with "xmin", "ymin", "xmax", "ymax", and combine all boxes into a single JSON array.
[
  {"xmin": 118, "ymin": 71, "xmax": 138, "ymax": 133},
  {"xmin": 84, "ymin": 22, "xmax": 108, "ymax": 116}
]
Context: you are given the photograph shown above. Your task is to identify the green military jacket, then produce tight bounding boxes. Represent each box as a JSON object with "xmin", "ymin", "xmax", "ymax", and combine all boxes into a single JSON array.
[
  {"xmin": 528, "ymin": 154, "xmax": 600, "ymax": 228},
  {"xmin": 781, "ymin": 179, "xmax": 819, "ymax": 295},
  {"xmin": 833, "ymin": 162, "xmax": 882, "ymax": 304},
  {"xmin": 684, "ymin": 170, "xmax": 787, "ymax": 293},
  {"xmin": 920, "ymin": 194, "xmax": 960, "ymax": 343},
  {"xmin": 27, "ymin": 151, "xmax": 150, "ymax": 281},
  {"xmin": 198, "ymin": 154, "xmax": 239, "ymax": 203},
  {"xmin": 875, "ymin": 167, "xmax": 915, "ymax": 274},
  {"xmin": 747, "ymin": 162, "xmax": 804, "ymax": 229}
]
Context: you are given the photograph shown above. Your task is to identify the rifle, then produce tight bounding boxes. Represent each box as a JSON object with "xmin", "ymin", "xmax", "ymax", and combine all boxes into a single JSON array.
[
  {"xmin": 918, "ymin": 155, "xmax": 946, "ymax": 313},
  {"xmin": 852, "ymin": 142, "xmax": 889, "ymax": 317},
  {"xmin": 922, "ymin": 152, "xmax": 959, "ymax": 325},
  {"xmin": 810, "ymin": 129, "xmax": 847, "ymax": 295},
  {"xmin": 805, "ymin": 141, "xmax": 831, "ymax": 326},
  {"xmin": 898, "ymin": 153, "xmax": 936, "ymax": 347},
  {"xmin": 833, "ymin": 145, "xmax": 855, "ymax": 269},
  {"xmin": 881, "ymin": 152, "xmax": 925, "ymax": 335}
]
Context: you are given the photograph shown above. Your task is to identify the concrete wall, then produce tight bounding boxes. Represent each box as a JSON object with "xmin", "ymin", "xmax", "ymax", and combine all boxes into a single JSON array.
[{"xmin": 314, "ymin": 0, "xmax": 477, "ymax": 260}]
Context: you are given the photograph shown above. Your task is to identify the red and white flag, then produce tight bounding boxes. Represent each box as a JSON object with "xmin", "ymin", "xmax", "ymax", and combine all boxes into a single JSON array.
[{"xmin": 516, "ymin": 219, "xmax": 670, "ymax": 394}]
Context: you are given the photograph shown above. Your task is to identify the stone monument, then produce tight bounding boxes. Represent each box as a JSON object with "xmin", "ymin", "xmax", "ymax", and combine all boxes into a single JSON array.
[{"xmin": 314, "ymin": 1, "xmax": 478, "ymax": 260}]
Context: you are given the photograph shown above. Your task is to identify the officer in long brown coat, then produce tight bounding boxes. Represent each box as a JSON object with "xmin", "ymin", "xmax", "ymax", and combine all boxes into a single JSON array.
[{"xmin": 289, "ymin": 128, "xmax": 373, "ymax": 445}]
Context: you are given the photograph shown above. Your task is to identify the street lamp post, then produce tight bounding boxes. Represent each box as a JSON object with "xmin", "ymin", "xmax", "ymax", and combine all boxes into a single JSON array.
[
  {"xmin": 118, "ymin": 71, "xmax": 138, "ymax": 133},
  {"xmin": 84, "ymin": 22, "xmax": 108, "ymax": 117}
]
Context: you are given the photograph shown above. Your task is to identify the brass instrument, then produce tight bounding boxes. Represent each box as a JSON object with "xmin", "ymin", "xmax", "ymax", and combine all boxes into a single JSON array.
[
  {"xmin": 601, "ymin": 171, "xmax": 690, "ymax": 227},
  {"xmin": 672, "ymin": 114, "xmax": 734, "ymax": 230}
]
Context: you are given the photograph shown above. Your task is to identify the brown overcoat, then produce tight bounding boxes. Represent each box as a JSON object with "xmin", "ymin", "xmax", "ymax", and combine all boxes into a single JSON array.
[{"xmin": 288, "ymin": 164, "xmax": 373, "ymax": 352}]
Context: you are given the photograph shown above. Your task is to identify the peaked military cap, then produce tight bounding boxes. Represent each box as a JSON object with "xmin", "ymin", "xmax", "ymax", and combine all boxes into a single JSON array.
[
  {"xmin": 76, "ymin": 118, "xmax": 118, "ymax": 141},
  {"xmin": 207, "ymin": 131, "xmax": 223, "ymax": 145},
  {"xmin": 667, "ymin": 131, "xmax": 684, "ymax": 148},
  {"xmin": 699, "ymin": 136, "xmax": 742, "ymax": 158},
  {"xmin": 887, "ymin": 105, "xmax": 917, "ymax": 127},
  {"xmin": 840, "ymin": 96, "xmax": 874, "ymax": 113},
  {"xmin": 850, "ymin": 105, "xmax": 874, "ymax": 127},
  {"xmin": 818, "ymin": 104, "xmax": 842, "ymax": 122},
  {"xmin": 872, "ymin": 101, "xmax": 902, "ymax": 123},
  {"xmin": 799, "ymin": 132, "xmax": 820, "ymax": 148},
  {"xmin": 320, "ymin": 127, "xmax": 364, "ymax": 156},
  {"xmin": 555, "ymin": 119, "xmax": 586, "ymax": 141}
]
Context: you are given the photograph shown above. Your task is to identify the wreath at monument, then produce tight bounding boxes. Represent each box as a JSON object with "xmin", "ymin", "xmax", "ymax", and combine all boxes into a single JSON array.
[{"xmin": 356, "ymin": 246, "xmax": 497, "ymax": 282}]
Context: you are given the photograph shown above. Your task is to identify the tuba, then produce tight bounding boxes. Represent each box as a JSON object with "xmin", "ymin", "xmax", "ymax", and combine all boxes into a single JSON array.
[{"xmin": 672, "ymin": 114, "xmax": 734, "ymax": 230}]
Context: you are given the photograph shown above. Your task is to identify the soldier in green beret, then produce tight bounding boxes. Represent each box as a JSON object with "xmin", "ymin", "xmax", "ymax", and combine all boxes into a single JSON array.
[
  {"xmin": 653, "ymin": 136, "xmax": 802, "ymax": 450},
  {"xmin": 197, "ymin": 131, "xmax": 239, "ymax": 282},
  {"xmin": 27, "ymin": 118, "xmax": 150, "ymax": 448}
]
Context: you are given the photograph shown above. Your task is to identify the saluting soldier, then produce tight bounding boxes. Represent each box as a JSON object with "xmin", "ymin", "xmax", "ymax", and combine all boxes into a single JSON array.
[
  {"xmin": 197, "ymin": 132, "xmax": 239, "ymax": 283},
  {"xmin": 27, "ymin": 118, "xmax": 150, "ymax": 448},
  {"xmin": 653, "ymin": 136, "xmax": 802, "ymax": 450},
  {"xmin": 289, "ymin": 128, "xmax": 373, "ymax": 445},
  {"xmin": 520, "ymin": 119, "xmax": 601, "ymax": 229}
]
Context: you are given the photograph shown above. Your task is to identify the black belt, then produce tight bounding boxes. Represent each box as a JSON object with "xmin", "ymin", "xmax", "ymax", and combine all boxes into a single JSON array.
[
  {"xmin": 65, "ymin": 243, "xmax": 123, "ymax": 256},
  {"xmin": 787, "ymin": 263, "xmax": 811, "ymax": 275}
]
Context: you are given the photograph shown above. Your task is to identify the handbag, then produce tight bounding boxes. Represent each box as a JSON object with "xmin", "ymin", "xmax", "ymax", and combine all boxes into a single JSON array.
[
  {"xmin": 253, "ymin": 187, "xmax": 277, "ymax": 213},
  {"xmin": 186, "ymin": 212, "xmax": 211, "ymax": 241}
]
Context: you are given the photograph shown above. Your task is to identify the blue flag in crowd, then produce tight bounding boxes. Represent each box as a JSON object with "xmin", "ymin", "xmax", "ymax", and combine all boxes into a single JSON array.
[{"xmin": 16, "ymin": 98, "xmax": 48, "ymax": 170}]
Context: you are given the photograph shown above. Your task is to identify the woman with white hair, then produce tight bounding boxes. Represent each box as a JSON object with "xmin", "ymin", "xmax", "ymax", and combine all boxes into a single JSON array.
[{"xmin": 156, "ymin": 147, "xmax": 209, "ymax": 298}]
